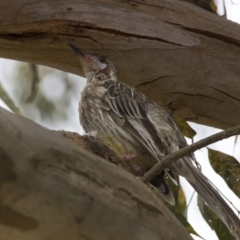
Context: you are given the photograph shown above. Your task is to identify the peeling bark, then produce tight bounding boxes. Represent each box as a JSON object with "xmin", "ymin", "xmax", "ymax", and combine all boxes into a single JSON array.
[
  {"xmin": 0, "ymin": 0, "xmax": 240, "ymax": 129},
  {"xmin": 0, "ymin": 108, "xmax": 191, "ymax": 240}
]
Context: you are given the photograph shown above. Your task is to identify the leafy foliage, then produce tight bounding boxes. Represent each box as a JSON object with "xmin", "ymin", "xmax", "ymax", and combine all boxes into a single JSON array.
[
  {"xmin": 208, "ymin": 148, "xmax": 240, "ymax": 198},
  {"xmin": 0, "ymin": 62, "xmax": 85, "ymax": 130},
  {"xmin": 169, "ymin": 124, "xmax": 240, "ymax": 239}
]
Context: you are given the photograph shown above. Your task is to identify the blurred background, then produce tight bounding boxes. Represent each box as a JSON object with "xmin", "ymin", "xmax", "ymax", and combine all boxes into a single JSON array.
[{"xmin": 0, "ymin": 1, "xmax": 240, "ymax": 239}]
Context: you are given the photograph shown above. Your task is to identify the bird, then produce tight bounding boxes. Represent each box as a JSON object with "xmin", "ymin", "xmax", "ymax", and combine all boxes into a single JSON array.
[{"xmin": 68, "ymin": 42, "xmax": 240, "ymax": 239}]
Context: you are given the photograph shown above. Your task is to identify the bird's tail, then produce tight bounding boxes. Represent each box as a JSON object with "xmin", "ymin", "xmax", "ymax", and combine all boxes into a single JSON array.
[{"xmin": 184, "ymin": 161, "xmax": 240, "ymax": 239}]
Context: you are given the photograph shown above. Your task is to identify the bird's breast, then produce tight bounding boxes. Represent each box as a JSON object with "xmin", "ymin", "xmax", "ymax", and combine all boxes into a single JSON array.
[
  {"xmin": 80, "ymin": 83, "xmax": 116, "ymax": 132},
  {"xmin": 79, "ymin": 89, "xmax": 156, "ymax": 169}
]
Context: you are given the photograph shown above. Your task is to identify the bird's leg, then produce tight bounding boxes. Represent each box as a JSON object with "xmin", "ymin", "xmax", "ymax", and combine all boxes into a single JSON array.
[
  {"xmin": 121, "ymin": 153, "xmax": 139, "ymax": 160},
  {"xmin": 121, "ymin": 153, "xmax": 144, "ymax": 176}
]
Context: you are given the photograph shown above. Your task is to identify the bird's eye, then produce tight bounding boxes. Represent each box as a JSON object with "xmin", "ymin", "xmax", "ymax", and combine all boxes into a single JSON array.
[{"xmin": 99, "ymin": 56, "xmax": 106, "ymax": 63}]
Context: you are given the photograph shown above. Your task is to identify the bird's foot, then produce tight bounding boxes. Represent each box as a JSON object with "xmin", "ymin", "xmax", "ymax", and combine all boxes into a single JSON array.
[{"xmin": 121, "ymin": 153, "xmax": 139, "ymax": 160}]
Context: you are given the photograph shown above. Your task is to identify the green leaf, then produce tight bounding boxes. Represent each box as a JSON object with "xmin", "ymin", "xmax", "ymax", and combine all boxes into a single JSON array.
[
  {"xmin": 198, "ymin": 194, "xmax": 235, "ymax": 240},
  {"xmin": 175, "ymin": 120, "xmax": 196, "ymax": 139},
  {"xmin": 165, "ymin": 177, "xmax": 201, "ymax": 238},
  {"xmin": 208, "ymin": 148, "xmax": 240, "ymax": 198},
  {"xmin": 209, "ymin": 0, "xmax": 217, "ymax": 13}
]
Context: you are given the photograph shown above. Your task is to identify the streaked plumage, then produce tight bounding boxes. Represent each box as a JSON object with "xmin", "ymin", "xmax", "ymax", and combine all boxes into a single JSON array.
[{"xmin": 68, "ymin": 43, "xmax": 240, "ymax": 239}]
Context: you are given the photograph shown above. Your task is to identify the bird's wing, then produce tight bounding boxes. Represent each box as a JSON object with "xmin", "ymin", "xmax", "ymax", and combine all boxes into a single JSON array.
[
  {"xmin": 101, "ymin": 81, "xmax": 240, "ymax": 238},
  {"xmin": 101, "ymin": 81, "xmax": 199, "ymax": 180},
  {"xmin": 102, "ymin": 80, "xmax": 177, "ymax": 204},
  {"xmin": 102, "ymin": 80, "xmax": 179, "ymax": 160}
]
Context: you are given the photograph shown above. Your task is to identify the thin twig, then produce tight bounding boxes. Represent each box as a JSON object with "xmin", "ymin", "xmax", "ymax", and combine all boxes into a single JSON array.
[
  {"xmin": 26, "ymin": 63, "xmax": 40, "ymax": 102},
  {"xmin": 141, "ymin": 125, "xmax": 240, "ymax": 183}
]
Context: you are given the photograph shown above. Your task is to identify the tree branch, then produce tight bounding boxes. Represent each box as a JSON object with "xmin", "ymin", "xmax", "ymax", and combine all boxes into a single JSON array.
[
  {"xmin": 142, "ymin": 125, "xmax": 240, "ymax": 183},
  {"xmin": 0, "ymin": 107, "xmax": 191, "ymax": 240}
]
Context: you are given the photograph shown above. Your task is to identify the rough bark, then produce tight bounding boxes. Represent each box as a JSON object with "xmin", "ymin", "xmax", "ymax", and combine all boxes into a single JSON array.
[
  {"xmin": 0, "ymin": 107, "xmax": 191, "ymax": 240},
  {"xmin": 0, "ymin": 0, "xmax": 240, "ymax": 129}
]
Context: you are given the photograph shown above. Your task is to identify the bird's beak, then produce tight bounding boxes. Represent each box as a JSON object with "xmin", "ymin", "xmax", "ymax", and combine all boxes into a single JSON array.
[
  {"xmin": 67, "ymin": 42, "xmax": 86, "ymax": 57},
  {"xmin": 67, "ymin": 43, "xmax": 96, "ymax": 76}
]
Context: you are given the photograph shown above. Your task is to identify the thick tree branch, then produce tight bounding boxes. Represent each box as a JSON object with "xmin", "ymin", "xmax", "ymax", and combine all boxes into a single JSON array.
[
  {"xmin": 0, "ymin": 107, "xmax": 191, "ymax": 240},
  {"xmin": 0, "ymin": 0, "xmax": 240, "ymax": 129},
  {"xmin": 142, "ymin": 125, "xmax": 240, "ymax": 183}
]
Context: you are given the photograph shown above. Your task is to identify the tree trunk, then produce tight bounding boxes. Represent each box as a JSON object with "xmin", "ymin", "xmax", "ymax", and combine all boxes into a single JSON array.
[
  {"xmin": 0, "ymin": 108, "xmax": 191, "ymax": 240},
  {"xmin": 0, "ymin": 0, "xmax": 240, "ymax": 129}
]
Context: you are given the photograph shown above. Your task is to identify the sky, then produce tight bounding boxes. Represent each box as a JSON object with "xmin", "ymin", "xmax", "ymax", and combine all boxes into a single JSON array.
[{"xmin": 0, "ymin": 3, "xmax": 240, "ymax": 240}]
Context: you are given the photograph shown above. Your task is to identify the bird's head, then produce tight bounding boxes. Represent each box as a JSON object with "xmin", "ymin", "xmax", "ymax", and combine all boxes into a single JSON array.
[{"xmin": 68, "ymin": 43, "xmax": 117, "ymax": 83}]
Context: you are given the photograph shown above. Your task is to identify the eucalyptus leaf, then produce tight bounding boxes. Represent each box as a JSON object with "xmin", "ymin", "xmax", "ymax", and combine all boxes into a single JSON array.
[
  {"xmin": 208, "ymin": 148, "xmax": 240, "ymax": 197},
  {"xmin": 176, "ymin": 120, "xmax": 196, "ymax": 139}
]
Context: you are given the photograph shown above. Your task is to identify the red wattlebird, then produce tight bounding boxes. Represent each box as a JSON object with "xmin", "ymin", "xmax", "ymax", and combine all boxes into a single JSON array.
[{"xmin": 68, "ymin": 43, "xmax": 240, "ymax": 239}]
